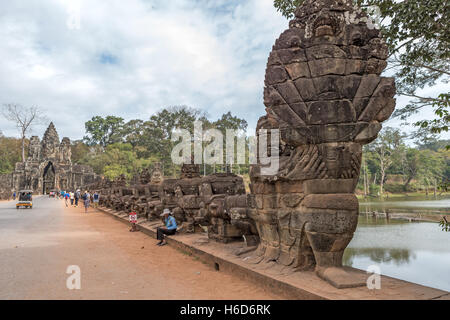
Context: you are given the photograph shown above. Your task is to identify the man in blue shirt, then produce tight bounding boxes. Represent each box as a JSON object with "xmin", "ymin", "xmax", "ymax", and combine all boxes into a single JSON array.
[
  {"xmin": 156, "ymin": 208, "xmax": 177, "ymax": 246},
  {"xmin": 93, "ymin": 192, "xmax": 99, "ymax": 208},
  {"xmin": 64, "ymin": 192, "xmax": 70, "ymax": 207}
]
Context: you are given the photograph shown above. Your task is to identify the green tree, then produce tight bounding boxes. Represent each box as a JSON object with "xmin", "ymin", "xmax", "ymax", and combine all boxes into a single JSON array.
[
  {"xmin": 438, "ymin": 148, "xmax": 450, "ymax": 189},
  {"xmin": 273, "ymin": 0, "xmax": 303, "ymax": 18},
  {"xmin": 414, "ymin": 128, "xmax": 450, "ymax": 151},
  {"xmin": 417, "ymin": 149, "xmax": 445, "ymax": 197},
  {"xmin": 213, "ymin": 112, "xmax": 248, "ymax": 133},
  {"xmin": 83, "ymin": 115, "xmax": 125, "ymax": 147},
  {"xmin": 90, "ymin": 143, "xmax": 152, "ymax": 180},
  {"xmin": 210, "ymin": 111, "xmax": 249, "ymax": 174},
  {"xmin": 140, "ymin": 106, "xmax": 207, "ymax": 176},
  {"xmin": 121, "ymin": 119, "xmax": 144, "ymax": 147},
  {"xmin": 368, "ymin": 127, "xmax": 405, "ymax": 197},
  {"xmin": 400, "ymin": 148, "xmax": 421, "ymax": 191},
  {"xmin": 0, "ymin": 134, "xmax": 23, "ymax": 174},
  {"xmin": 70, "ymin": 140, "xmax": 90, "ymax": 164}
]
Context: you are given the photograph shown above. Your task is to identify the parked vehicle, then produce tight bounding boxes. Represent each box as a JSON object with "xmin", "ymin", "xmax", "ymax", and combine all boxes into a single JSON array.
[{"xmin": 16, "ymin": 190, "xmax": 33, "ymax": 209}]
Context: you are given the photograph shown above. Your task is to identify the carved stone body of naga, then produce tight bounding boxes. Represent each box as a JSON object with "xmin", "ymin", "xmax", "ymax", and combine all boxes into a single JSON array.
[{"xmin": 250, "ymin": 0, "xmax": 395, "ymax": 287}]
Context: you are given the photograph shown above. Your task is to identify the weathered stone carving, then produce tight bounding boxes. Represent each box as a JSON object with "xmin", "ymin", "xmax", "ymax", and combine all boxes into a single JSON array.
[
  {"xmin": 81, "ymin": 166, "xmax": 260, "ymax": 250},
  {"xmin": 150, "ymin": 162, "xmax": 164, "ymax": 184},
  {"xmin": 172, "ymin": 163, "xmax": 203, "ymax": 233},
  {"xmin": 131, "ymin": 163, "xmax": 165, "ymax": 219},
  {"xmin": 114, "ymin": 174, "xmax": 127, "ymax": 188},
  {"xmin": 158, "ymin": 178, "xmax": 179, "ymax": 219},
  {"xmin": 98, "ymin": 178, "xmax": 112, "ymax": 207},
  {"xmin": 199, "ymin": 173, "xmax": 255, "ymax": 243},
  {"xmin": 250, "ymin": 0, "xmax": 395, "ymax": 287}
]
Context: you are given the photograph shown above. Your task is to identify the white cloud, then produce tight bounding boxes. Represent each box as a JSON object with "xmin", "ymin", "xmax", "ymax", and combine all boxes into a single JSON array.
[{"xmin": 0, "ymin": 0, "xmax": 447, "ymax": 143}]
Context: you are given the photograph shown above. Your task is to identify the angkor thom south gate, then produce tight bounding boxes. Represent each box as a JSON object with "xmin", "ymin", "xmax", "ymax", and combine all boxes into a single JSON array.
[{"xmin": 0, "ymin": 122, "xmax": 98, "ymax": 196}]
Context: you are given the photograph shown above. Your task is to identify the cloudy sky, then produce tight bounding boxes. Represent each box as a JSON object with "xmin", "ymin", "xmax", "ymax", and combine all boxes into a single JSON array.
[{"xmin": 0, "ymin": 0, "xmax": 447, "ymax": 142}]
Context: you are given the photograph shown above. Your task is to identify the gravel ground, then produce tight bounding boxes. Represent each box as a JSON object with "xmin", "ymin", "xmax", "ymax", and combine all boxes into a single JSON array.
[{"xmin": 0, "ymin": 196, "xmax": 282, "ymax": 300}]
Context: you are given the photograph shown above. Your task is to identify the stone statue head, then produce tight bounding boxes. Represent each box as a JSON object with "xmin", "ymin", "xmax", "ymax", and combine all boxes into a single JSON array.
[
  {"xmin": 139, "ymin": 168, "xmax": 151, "ymax": 184},
  {"xmin": 180, "ymin": 163, "xmax": 200, "ymax": 179},
  {"xmin": 150, "ymin": 163, "xmax": 164, "ymax": 184}
]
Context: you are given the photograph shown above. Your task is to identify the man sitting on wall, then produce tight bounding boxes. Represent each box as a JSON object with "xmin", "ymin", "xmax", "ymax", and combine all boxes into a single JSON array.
[{"xmin": 156, "ymin": 208, "xmax": 177, "ymax": 246}]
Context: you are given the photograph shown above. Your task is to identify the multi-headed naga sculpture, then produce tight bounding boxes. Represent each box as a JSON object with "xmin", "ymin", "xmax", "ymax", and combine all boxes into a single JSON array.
[{"xmin": 250, "ymin": 0, "xmax": 395, "ymax": 287}]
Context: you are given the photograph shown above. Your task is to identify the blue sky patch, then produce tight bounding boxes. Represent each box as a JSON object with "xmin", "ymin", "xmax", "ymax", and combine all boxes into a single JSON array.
[{"xmin": 99, "ymin": 53, "xmax": 119, "ymax": 65}]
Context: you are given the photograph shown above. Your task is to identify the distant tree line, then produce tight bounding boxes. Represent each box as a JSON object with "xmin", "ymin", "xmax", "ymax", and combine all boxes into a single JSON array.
[
  {"xmin": 359, "ymin": 127, "xmax": 449, "ymax": 198},
  {"xmin": 0, "ymin": 132, "xmax": 23, "ymax": 174},
  {"xmin": 71, "ymin": 106, "xmax": 250, "ymax": 180}
]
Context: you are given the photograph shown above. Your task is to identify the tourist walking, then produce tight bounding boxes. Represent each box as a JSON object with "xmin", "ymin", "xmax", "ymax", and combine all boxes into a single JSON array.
[
  {"xmin": 156, "ymin": 209, "xmax": 178, "ymax": 246},
  {"xmin": 70, "ymin": 191, "xmax": 74, "ymax": 206},
  {"xmin": 83, "ymin": 191, "xmax": 91, "ymax": 213},
  {"xmin": 12, "ymin": 191, "xmax": 16, "ymax": 201},
  {"xmin": 74, "ymin": 189, "xmax": 80, "ymax": 207},
  {"xmin": 64, "ymin": 192, "xmax": 70, "ymax": 207},
  {"xmin": 93, "ymin": 192, "xmax": 99, "ymax": 208}
]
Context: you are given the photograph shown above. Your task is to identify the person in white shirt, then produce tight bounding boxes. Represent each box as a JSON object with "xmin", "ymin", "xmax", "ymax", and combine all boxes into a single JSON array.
[{"xmin": 70, "ymin": 192, "xmax": 75, "ymax": 206}]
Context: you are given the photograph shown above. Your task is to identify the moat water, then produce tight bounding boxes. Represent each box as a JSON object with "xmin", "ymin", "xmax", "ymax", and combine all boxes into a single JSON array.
[
  {"xmin": 344, "ymin": 197, "xmax": 450, "ymax": 292},
  {"xmin": 359, "ymin": 195, "xmax": 450, "ymax": 215}
]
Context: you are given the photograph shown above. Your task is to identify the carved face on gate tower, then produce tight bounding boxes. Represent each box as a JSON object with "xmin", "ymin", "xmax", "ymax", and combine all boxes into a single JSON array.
[{"xmin": 250, "ymin": 0, "xmax": 396, "ymax": 288}]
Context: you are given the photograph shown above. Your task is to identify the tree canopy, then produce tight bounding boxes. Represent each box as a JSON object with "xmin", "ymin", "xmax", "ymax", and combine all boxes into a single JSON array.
[
  {"xmin": 73, "ymin": 106, "xmax": 249, "ymax": 179},
  {"xmin": 84, "ymin": 115, "xmax": 125, "ymax": 147},
  {"xmin": 0, "ymin": 135, "xmax": 23, "ymax": 174}
]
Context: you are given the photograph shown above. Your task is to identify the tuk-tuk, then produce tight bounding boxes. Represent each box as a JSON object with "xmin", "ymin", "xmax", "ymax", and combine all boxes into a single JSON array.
[{"xmin": 16, "ymin": 190, "xmax": 33, "ymax": 209}]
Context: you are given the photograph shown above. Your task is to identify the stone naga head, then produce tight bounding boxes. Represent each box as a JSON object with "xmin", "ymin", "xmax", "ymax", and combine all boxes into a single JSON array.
[
  {"xmin": 250, "ymin": 0, "xmax": 395, "ymax": 287},
  {"xmin": 150, "ymin": 163, "xmax": 164, "ymax": 184},
  {"xmin": 263, "ymin": 0, "xmax": 394, "ymax": 152}
]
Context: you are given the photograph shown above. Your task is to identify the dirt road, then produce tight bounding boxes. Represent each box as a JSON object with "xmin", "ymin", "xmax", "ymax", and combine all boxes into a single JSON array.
[{"xmin": 0, "ymin": 197, "xmax": 283, "ymax": 300}]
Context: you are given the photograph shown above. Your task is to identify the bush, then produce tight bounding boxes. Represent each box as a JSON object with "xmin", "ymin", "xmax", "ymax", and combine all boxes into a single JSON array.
[
  {"xmin": 384, "ymin": 183, "xmax": 406, "ymax": 193},
  {"xmin": 369, "ymin": 184, "xmax": 379, "ymax": 196}
]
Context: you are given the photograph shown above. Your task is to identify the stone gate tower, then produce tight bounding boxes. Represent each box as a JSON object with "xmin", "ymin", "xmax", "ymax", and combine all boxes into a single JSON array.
[{"xmin": 3, "ymin": 122, "xmax": 99, "ymax": 194}]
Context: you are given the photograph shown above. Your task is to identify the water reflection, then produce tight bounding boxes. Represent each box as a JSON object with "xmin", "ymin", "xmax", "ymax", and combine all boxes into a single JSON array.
[
  {"xmin": 344, "ymin": 248, "xmax": 414, "ymax": 266},
  {"xmin": 344, "ymin": 216, "xmax": 450, "ymax": 292},
  {"xmin": 359, "ymin": 196, "xmax": 450, "ymax": 215}
]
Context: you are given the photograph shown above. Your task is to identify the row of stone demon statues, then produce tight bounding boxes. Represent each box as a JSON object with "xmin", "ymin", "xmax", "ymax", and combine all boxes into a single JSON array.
[{"xmin": 86, "ymin": 163, "xmax": 259, "ymax": 245}]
